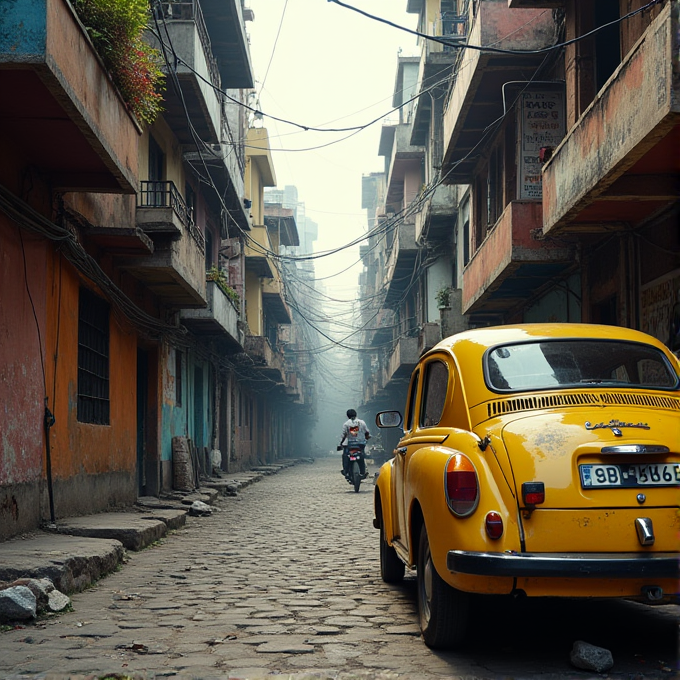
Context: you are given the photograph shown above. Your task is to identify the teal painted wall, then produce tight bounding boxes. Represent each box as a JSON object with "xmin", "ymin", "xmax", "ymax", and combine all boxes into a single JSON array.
[
  {"xmin": 160, "ymin": 346, "xmax": 213, "ymax": 463},
  {"xmin": 0, "ymin": 0, "xmax": 47, "ymax": 57}
]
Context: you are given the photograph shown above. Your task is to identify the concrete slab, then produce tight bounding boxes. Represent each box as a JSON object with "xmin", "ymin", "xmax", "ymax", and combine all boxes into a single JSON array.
[
  {"xmin": 0, "ymin": 533, "xmax": 124, "ymax": 593},
  {"xmin": 137, "ymin": 508, "xmax": 187, "ymax": 531},
  {"xmin": 136, "ymin": 496, "xmax": 182, "ymax": 510},
  {"xmin": 53, "ymin": 514, "xmax": 167, "ymax": 551},
  {"xmin": 202, "ymin": 479, "xmax": 240, "ymax": 496}
]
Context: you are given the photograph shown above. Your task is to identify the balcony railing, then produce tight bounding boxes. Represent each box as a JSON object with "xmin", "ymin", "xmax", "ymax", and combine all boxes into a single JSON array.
[
  {"xmin": 156, "ymin": 0, "xmax": 221, "ymax": 89},
  {"xmin": 138, "ymin": 181, "xmax": 205, "ymax": 253},
  {"xmin": 440, "ymin": 10, "xmax": 469, "ymax": 51}
]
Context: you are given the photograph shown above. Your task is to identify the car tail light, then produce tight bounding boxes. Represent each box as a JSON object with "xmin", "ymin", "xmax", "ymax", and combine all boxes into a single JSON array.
[
  {"xmin": 485, "ymin": 511, "xmax": 503, "ymax": 539},
  {"xmin": 522, "ymin": 481, "xmax": 545, "ymax": 507},
  {"xmin": 445, "ymin": 454, "xmax": 479, "ymax": 517}
]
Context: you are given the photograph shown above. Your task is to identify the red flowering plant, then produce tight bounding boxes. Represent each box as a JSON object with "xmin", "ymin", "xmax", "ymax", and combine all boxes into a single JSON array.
[{"xmin": 72, "ymin": 0, "xmax": 165, "ymax": 124}]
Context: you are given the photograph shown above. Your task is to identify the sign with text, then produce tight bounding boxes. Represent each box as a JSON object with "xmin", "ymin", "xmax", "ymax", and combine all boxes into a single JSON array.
[
  {"xmin": 641, "ymin": 270, "xmax": 680, "ymax": 356},
  {"xmin": 518, "ymin": 88, "xmax": 565, "ymax": 200}
]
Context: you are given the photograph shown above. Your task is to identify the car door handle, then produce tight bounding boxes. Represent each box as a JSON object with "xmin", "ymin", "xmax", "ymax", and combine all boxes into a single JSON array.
[{"xmin": 397, "ymin": 447, "xmax": 407, "ymax": 455}]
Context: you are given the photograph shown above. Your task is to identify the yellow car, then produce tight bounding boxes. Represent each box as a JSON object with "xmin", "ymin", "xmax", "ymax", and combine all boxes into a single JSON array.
[{"xmin": 374, "ymin": 323, "xmax": 680, "ymax": 649}]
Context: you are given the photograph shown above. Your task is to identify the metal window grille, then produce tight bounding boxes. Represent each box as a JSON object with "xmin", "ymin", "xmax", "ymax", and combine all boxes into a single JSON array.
[{"xmin": 77, "ymin": 288, "xmax": 110, "ymax": 424}]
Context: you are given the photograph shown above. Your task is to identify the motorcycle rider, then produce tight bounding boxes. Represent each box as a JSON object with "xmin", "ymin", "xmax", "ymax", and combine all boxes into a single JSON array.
[{"xmin": 340, "ymin": 408, "xmax": 370, "ymax": 479}]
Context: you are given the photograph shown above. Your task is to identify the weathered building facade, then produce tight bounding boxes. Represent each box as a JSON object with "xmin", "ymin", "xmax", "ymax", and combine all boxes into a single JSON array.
[
  {"xmin": 359, "ymin": 0, "xmax": 679, "ymax": 417},
  {"xmin": 0, "ymin": 0, "xmax": 316, "ymax": 541}
]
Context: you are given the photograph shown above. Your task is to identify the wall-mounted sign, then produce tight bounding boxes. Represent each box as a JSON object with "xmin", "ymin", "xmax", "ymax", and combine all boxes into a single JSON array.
[
  {"xmin": 518, "ymin": 87, "xmax": 566, "ymax": 200},
  {"xmin": 640, "ymin": 269, "xmax": 680, "ymax": 356}
]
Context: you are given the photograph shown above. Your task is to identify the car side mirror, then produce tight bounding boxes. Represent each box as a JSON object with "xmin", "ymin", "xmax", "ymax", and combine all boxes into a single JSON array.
[{"xmin": 376, "ymin": 411, "xmax": 403, "ymax": 429}]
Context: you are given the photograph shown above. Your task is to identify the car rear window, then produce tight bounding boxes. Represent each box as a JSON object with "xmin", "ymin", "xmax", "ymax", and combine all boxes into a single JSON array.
[{"xmin": 485, "ymin": 340, "xmax": 679, "ymax": 392}]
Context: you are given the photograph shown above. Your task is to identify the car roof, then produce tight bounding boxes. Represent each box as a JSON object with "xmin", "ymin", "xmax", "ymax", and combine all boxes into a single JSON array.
[
  {"xmin": 430, "ymin": 323, "xmax": 668, "ymax": 356},
  {"xmin": 423, "ymin": 323, "xmax": 677, "ymax": 413}
]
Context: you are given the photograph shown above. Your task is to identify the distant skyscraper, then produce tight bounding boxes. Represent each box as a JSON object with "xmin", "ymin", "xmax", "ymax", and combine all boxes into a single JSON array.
[{"xmin": 265, "ymin": 185, "xmax": 318, "ymax": 275}]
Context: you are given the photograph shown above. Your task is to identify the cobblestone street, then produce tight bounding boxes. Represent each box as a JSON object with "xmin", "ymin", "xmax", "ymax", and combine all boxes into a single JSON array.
[{"xmin": 2, "ymin": 457, "xmax": 679, "ymax": 680}]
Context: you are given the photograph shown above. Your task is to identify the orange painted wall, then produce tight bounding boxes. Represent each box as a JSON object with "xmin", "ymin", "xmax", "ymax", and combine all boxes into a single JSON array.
[{"xmin": 44, "ymin": 249, "xmax": 138, "ymax": 510}]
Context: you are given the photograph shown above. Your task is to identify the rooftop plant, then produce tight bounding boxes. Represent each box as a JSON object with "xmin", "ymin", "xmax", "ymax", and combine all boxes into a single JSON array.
[
  {"xmin": 72, "ymin": 0, "xmax": 165, "ymax": 124},
  {"xmin": 435, "ymin": 285, "xmax": 453, "ymax": 309}
]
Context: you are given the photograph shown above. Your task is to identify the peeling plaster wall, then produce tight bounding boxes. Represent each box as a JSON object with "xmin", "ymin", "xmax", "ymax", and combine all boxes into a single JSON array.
[{"xmin": 0, "ymin": 216, "xmax": 48, "ymax": 539}]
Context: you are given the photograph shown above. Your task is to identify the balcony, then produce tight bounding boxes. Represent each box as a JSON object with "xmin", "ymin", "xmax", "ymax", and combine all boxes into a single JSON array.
[
  {"xmin": 384, "ymin": 219, "xmax": 418, "ymax": 307},
  {"xmin": 411, "ymin": 11, "xmax": 467, "ymax": 146},
  {"xmin": 184, "ymin": 105, "xmax": 250, "ymax": 231},
  {"xmin": 418, "ymin": 322, "xmax": 441, "ymax": 355},
  {"xmin": 180, "ymin": 281, "xmax": 242, "ymax": 348},
  {"xmin": 124, "ymin": 181, "xmax": 207, "ymax": 307},
  {"xmin": 200, "ymin": 0, "xmax": 254, "ymax": 88},
  {"xmin": 462, "ymin": 201, "xmax": 575, "ymax": 316},
  {"xmin": 244, "ymin": 335, "xmax": 284, "ymax": 383},
  {"xmin": 370, "ymin": 308, "xmax": 395, "ymax": 349},
  {"xmin": 441, "ymin": 0, "xmax": 556, "ymax": 181},
  {"xmin": 542, "ymin": 4, "xmax": 680, "ymax": 236},
  {"xmin": 146, "ymin": 0, "xmax": 221, "ymax": 144},
  {"xmin": 386, "ymin": 336, "xmax": 419, "ymax": 384},
  {"xmin": 244, "ymin": 225, "xmax": 275, "ymax": 278},
  {"xmin": 414, "ymin": 184, "xmax": 458, "ymax": 243},
  {"xmin": 0, "ymin": 0, "xmax": 137, "ymax": 192},
  {"xmin": 285, "ymin": 372, "xmax": 304, "ymax": 404},
  {"xmin": 262, "ymin": 278, "xmax": 292, "ymax": 325},
  {"xmin": 379, "ymin": 124, "xmax": 425, "ymax": 206},
  {"xmin": 136, "ymin": 181, "xmax": 196, "ymax": 235}
]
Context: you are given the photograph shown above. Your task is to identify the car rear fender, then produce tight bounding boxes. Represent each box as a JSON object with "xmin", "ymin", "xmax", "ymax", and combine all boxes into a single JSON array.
[
  {"xmin": 374, "ymin": 459, "xmax": 395, "ymax": 539},
  {"xmin": 405, "ymin": 444, "xmax": 523, "ymax": 588}
]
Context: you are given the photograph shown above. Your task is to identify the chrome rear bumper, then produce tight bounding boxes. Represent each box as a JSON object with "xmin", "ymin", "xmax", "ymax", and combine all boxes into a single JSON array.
[{"xmin": 447, "ymin": 550, "xmax": 680, "ymax": 579}]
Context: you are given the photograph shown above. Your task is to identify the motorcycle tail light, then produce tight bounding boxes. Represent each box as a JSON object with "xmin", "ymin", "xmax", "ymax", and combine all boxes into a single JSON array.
[
  {"xmin": 445, "ymin": 454, "xmax": 479, "ymax": 517},
  {"xmin": 485, "ymin": 511, "xmax": 503, "ymax": 539}
]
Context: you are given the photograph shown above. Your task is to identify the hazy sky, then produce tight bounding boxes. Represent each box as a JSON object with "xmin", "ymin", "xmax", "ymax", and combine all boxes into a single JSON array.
[
  {"xmin": 246, "ymin": 0, "xmax": 417, "ymax": 297},
  {"xmin": 245, "ymin": 2, "xmax": 418, "ymax": 441}
]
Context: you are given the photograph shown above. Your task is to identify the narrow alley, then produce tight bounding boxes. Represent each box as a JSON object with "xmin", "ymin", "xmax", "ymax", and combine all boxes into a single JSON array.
[{"xmin": 2, "ymin": 457, "xmax": 678, "ymax": 680}]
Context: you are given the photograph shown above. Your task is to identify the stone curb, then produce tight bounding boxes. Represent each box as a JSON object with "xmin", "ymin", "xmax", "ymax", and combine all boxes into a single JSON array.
[{"xmin": 0, "ymin": 459, "xmax": 303, "ymax": 598}]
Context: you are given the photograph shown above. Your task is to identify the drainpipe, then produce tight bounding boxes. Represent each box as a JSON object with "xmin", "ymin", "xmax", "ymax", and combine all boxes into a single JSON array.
[{"xmin": 43, "ymin": 397, "xmax": 56, "ymax": 525}]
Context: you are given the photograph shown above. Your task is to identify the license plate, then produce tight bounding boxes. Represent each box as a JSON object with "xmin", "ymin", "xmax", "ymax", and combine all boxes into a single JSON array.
[{"xmin": 580, "ymin": 463, "xmax": 680, "ymax": 488}]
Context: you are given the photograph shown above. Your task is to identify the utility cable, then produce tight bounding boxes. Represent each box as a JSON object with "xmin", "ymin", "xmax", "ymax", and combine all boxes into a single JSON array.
[{"xmin": 326, "ymin": 0, "xmax": 663, "ymax": 55}]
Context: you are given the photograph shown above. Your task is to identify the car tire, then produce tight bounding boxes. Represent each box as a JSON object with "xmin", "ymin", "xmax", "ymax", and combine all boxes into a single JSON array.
[
  {"xmin": 417, "ymin": 523, "xmax": 469, "ymax": 649},
  {"xmin": 380, "ymin": 519, "xmax": 405, "ymax": 584}
]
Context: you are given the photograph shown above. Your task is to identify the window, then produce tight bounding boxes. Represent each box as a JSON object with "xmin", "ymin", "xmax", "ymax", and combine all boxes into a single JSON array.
[
  {"xmin": 205, "ymin": 228, "xmax": 214, "ymax": 271},
  {"xmin": 405, "ymin": 370, "xmax": 420, "ymax": 432},
  {"xmin": 486, "ymin": 144, "xmax": 503, "ymax": 228},
  {"xmin": 463, "ymin": 218, "xmax": 470, "ymax": 267},
  {"xmin": 175, "ymin": 350, "xmax": 183, "ymax": 406},
  {"xmin": 185, "ymin": 182, "xmax": 195, "ymax": 222},
  {"xmin": 148, "ymin": 135, "xmax": 164, "ymax": 182},
  {"xmin": 485, "ymin": 340, "xmax": 679, "ymax": 392},
  {"xmin": 148, "ymin": 135, "xmax": 165, "ymax": 206},
  {"xmin": 594, "ymin": 0, "xmax": 621, "ymax": 91},
  {"xmin": 420, "ymin": 360, "xmax": 449, "ymax": 427},
  {"xmin": 77, "ymin": 288, "xmax": 110, "ymax": 424}
]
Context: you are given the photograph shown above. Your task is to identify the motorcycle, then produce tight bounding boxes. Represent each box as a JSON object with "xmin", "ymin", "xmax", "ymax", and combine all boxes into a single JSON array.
[{"xmin": 337, "ymin": 443, "xmax": 367, "ymax": 492}]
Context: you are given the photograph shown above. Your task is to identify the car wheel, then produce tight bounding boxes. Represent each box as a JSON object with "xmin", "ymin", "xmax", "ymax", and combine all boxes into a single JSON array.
[
  {"xmin": 380, "ymin": 518, "xmax": 405, "ymax": 584},
  {"xmin": 417, "ymin": 523, "xmax": 469, "ymax": 649}
]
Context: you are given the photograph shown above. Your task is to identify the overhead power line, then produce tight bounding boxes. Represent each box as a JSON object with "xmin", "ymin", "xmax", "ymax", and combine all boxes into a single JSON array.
[{"xmin": 326, "ymin": 0, "xmax": 664, "ymax": 55}]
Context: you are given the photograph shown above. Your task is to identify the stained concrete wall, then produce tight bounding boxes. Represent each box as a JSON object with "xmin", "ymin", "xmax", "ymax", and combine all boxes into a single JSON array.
[{"xmin": 0, "ymin": 217, "xmax": 48, "ymax": 539}]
